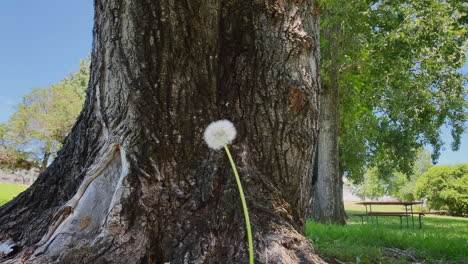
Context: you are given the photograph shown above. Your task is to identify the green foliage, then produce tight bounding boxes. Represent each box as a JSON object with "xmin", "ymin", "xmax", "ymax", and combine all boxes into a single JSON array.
[
  {"xmin": 394, "ymin": 179, "xmax": 417, "ymax": 202},
  {"xmin": 0, "ymin": 58, "xmax": 89, "ymax": 171},
  {"xmin": 320, "ymin": 0, "xmax": 468, "ymax": 182},
  {"xmin": 415, "ymin": 164, "xmax": 468, "ymax": 216},
  {"xmin": 386, "ymin": 149, "xmax": 433, "ymax": 201},
  {"xmin": 351, "ymin": 149, "xmax": 434, "ymax": 201},
  {"xmin": 349, "ymin": 167, "xmax": 387, "ymax": 200},
  {"xmin": 0, "ymin": 124, "xmax": 38, "ymax": 170}
]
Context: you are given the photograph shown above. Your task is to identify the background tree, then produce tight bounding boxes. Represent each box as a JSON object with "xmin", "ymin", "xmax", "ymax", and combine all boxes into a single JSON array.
[
  {"xmin": 0, "ymin": 59, "xmax": 89, "ymax": 172},
  {"xmin": 313, "ymin": 0, "xmax": 467, "ymax": 223},
  {"xmin": 351, "ymin": 149, "xmax": 433, "ymax": 201},
  {"xmin": 386, "ymin": 149, "xmax": 433, "ymax": 201},
  {"xmin": 0, "ymin": 124, "xmax": 37, "ymax": 170},
  {"xmin": 0, "ymin": 1, "xmax": 325, "ymax": 263},
  {"xmin": 348, "ymin": 167, "xmax": 387, "ymax": 200},
  {"xmin": 416, "ymin": 164, "xmax": 468, "ymax": 216}
]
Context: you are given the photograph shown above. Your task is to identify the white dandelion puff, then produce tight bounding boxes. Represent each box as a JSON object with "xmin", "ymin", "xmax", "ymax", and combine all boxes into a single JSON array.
[
  {"xmin": 204, "ymin": 120, "xmax": 237, "ymax": 150},
  {"xmin": 203, "ymin": 119, "xmax": 253, "ymax": 263}
]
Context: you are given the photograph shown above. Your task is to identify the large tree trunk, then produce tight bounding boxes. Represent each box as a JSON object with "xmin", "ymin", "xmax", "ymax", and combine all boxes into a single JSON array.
[
  {"xmin": 309, "ymin": 22, "xmax": 346, "ymax": 224},
  {"xmin": 0, "ymin": 0, "xmax": 325, "ymax": 263}
]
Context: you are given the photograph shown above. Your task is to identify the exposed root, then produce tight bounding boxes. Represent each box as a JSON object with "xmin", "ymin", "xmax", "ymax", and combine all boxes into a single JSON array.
[{"xmin": 260, "ymin": 231, "xmax": 327, "ymax": 264}]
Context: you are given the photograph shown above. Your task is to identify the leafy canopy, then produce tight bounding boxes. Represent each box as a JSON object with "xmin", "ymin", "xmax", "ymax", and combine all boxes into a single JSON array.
[{"xmin": 320, "ymin": 0, "xmax": 468, "ymax": 181}]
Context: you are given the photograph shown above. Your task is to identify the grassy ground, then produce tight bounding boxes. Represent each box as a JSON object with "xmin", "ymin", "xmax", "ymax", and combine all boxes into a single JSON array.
[
  {"xmin": 0, "ymin": 183, "xmax": 28, "ymax": 206},
  {"xmin": 1, "ymin": 186, "xmax": 466, "ymax": 262},
  {"xmin": 306, "ymin": 202, "xmax": 468, "ymax": 263}
]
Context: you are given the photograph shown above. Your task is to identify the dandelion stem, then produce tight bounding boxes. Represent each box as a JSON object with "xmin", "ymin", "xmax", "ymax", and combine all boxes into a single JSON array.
[{"xmin": 224, "ymin": 145, "xmax": 254, "ymax": 264}]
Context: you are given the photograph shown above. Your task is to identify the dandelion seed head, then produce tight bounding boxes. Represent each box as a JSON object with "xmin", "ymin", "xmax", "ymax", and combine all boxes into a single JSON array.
[{"xmin": 204, "ymin": 120, "xmax": 237, "ymax": 150}]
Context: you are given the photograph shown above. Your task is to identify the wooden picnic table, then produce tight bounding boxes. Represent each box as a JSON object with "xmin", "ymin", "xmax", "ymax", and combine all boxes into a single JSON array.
[{"xmin": 355, "ymin": 201, "xmax": 424, "ymax": 228}]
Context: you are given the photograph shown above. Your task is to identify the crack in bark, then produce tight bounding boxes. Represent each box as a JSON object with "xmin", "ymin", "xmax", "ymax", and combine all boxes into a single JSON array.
[{"xmin": 32, "ymin": 143, "xmax": 122, "ymax": 257}]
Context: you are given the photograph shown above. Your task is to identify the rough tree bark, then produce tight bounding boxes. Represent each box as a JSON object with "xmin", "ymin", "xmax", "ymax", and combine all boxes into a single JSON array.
[
  {"xmin": 310, "ymin": 22, "xmax": 346, "ymax": 224},
  {"xmin": 0, "ymin": 0, "xmax": 325, "ymax": 263}
]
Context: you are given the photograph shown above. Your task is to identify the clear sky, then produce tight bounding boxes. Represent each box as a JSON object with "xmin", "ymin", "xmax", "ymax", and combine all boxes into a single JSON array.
[
  {"xmin": 0, "ymin": 2, "xmax": 466, "ymax": 165},
  {"xmin": 0, "ymin": 1, "xmax": 93, "ymax": 119}
]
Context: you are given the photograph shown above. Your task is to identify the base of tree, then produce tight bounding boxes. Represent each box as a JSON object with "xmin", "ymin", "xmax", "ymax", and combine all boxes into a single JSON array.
[{"xmin": 1, "ymin": 144, "xmax": 326, "ymax": 264}]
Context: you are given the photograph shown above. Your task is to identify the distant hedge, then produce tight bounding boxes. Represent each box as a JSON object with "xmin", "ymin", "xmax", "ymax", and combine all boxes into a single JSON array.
[{"xmin": 416, "ymin": 164, "xmax": 467, "ymax": 216}]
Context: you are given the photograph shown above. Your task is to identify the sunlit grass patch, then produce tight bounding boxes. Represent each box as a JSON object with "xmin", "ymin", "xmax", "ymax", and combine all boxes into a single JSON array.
[
  {"xmin": 306, "ymin": 203, "xmax": 468, "ymax": 263},
  {"xmin": 0, "ymin": 183, "xmax": 28, "ymax": 206}
]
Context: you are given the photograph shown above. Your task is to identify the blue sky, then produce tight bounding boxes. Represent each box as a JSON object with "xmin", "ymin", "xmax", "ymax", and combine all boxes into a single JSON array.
[
  {"xmin": 0, "ymin": 1, "xmax": 466, "ymax": 165},
  {"xmin": 0, "ymin": 1, "xmax": 93, "ymax": 118}
]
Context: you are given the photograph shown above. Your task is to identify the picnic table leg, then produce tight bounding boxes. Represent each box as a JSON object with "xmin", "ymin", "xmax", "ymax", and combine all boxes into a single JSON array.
[
  {"xmin": 399, "ymin": 216, "xmax": 402, "ymax": 229},
  {"xmin": 405, "ymin": 205, "xmax": 409, "ymax": 228},
  {"xmin": 419, "ymin": 215, "xmax": 422, "ymax": 229},
  {"xmin": 365, "ymin": 205, "xmax": 369, "ymax": 224},
  {"xmin": 411, "ymin": 204, "xmax": 415, "ymax": 228},
  {"xmin": 361, "ymin": 216, "xmax": 364, "ymax": 225}
]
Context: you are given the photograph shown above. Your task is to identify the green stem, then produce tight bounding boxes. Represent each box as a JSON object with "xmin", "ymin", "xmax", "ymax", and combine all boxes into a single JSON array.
[{"xmin": 224, "ymin": 145, "xmax": 254, "ymax": 264}]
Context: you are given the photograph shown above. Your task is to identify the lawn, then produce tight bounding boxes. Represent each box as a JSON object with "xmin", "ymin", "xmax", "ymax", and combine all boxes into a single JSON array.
[
  {"xmin": 1, "ymin": 187, "xmax": 466, "ymax": 263},
  {"xmin": 306, "ymin": 202, "xmax": 468, "ymax": 263},
  {"xmin": 0, "ymin": 183, "xmax": 28, "ymax": 206}
]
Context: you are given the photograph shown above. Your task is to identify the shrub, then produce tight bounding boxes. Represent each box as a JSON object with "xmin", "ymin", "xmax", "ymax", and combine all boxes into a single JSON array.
[{"xmin": 415, "ymin": 164, "xmax": 468, "ymax": 216}]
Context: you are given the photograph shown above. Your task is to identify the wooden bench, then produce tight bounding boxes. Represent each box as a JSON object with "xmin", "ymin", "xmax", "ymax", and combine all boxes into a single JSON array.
[
  {"xmin": 354, "ymin": 201, "xmax": 427, "ymax": 229},
  {"xmin": 352, "ymin": 211, "xmax": 432, "ymax": 229}
]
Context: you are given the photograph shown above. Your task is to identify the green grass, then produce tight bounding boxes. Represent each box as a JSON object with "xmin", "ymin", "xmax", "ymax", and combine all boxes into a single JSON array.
[
  {"xmin": 1, "ymin": 186, "xmax": 466, "ymax": 263},
  {"xmin": 306, "ymin": 202, "xmax": 468, "ymax": 263},
  {"xmin": 0, "ymin": 183, "xmax": 28, "ymax": 206}
]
